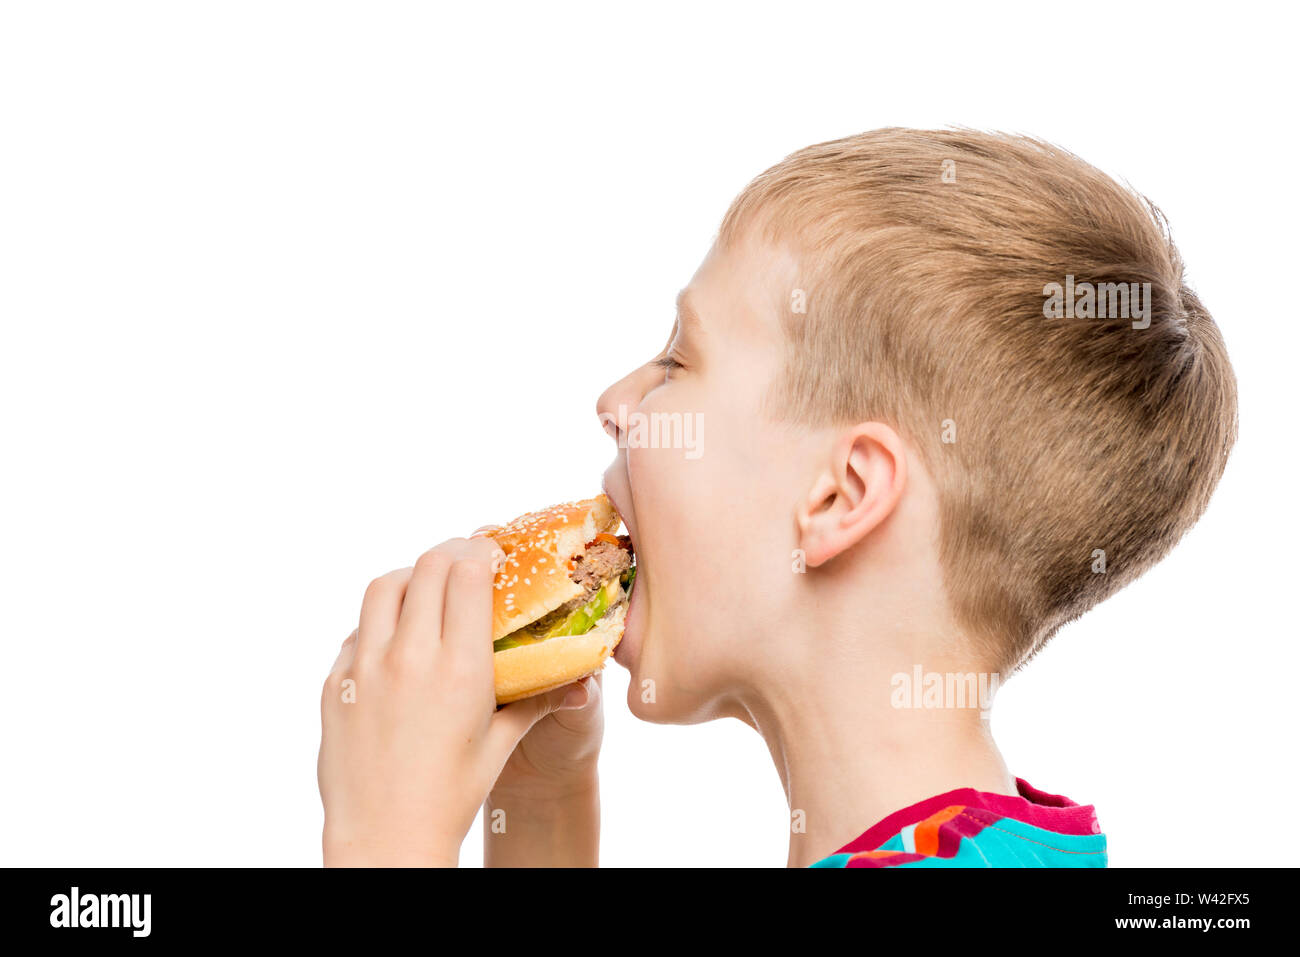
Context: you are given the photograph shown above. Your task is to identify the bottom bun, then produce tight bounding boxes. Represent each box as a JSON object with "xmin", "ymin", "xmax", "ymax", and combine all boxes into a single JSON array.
[{"xmin": 493, "ymin": 603, "xmax": 627, "ymax": 705}]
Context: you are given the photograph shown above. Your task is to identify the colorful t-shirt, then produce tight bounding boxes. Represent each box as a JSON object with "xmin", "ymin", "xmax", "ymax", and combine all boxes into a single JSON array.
[{"xmin": 810, "ymin": 778, "xmax": 1107, "ymax": 868}]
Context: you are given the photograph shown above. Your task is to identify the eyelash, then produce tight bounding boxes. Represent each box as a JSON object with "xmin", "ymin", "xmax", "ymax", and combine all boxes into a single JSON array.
[{"xmin": 653, "ymin": 354, "xmax": 683, "ymax": 372}]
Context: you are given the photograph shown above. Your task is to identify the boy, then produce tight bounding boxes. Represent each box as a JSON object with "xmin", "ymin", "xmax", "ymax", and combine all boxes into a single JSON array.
[{"xmin": 317, "ymin": 129, "xmax": 1237, "ymax": 867}]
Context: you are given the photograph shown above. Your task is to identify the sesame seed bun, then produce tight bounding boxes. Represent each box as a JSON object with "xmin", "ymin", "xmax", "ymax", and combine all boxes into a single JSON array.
[
  {"xmin": 480, "ymin": 494, "xmax": 628, "ymax": 704},
  {"xmin": 493, "ymin": 603, "xmax": 626, "ymax": 704}
]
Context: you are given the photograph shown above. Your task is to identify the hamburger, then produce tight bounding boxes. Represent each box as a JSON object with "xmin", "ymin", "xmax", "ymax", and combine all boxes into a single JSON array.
[{"xmin": 479, "ymin": 494, "xmax": 635, "ymax": 704}]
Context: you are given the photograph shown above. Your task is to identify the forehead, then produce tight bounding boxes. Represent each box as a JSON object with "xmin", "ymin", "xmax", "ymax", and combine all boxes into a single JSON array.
[{"xmin": 679, "ymin": 232, "xmax": 801, "ymax": 348}]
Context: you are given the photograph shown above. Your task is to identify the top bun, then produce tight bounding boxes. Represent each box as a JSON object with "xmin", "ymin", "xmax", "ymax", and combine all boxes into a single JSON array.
[{"xmin": 480, "ymin": 494, "xmax": 619, "ymax": 642}]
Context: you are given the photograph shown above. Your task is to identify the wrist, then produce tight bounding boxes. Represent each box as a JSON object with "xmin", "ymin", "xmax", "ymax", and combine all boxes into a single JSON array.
[
  {"xmin": 483, "ymin": 771, "xmax": 600, "ymax": 868},
  {"xmin": 323, "ymin": 827, "xmax": 460, "ymax": 868},
  {"xmin": 490, "ymin": 765, "xmax": 599, "ymax": 803}
]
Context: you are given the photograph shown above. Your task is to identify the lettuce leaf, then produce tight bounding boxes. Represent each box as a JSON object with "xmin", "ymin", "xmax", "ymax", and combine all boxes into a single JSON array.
[{"xmin": 493, "ymin": 580, "xmax": 616, "ymax": 652}]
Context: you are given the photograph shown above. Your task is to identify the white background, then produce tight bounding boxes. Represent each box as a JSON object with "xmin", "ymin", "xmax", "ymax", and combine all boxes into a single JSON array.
[{"xmin": 1, "ymin": 1, "xmax": 1295, "ymax": 867}]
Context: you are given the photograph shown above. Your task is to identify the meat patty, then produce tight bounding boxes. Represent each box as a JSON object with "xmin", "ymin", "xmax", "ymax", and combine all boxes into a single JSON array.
[
  {"xmin": 527, "ymin": 538, "xmax": 633, "ymax": 633},
  {"xmin": 571, "ymin": 538, "xmax": 633, "ymax": 590}
]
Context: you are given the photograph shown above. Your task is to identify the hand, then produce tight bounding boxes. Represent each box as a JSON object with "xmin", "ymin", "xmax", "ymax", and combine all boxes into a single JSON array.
[
  {"xmin": 492, "ymin": 671, "xmax": 605, "ymax": 800},
  {"xmin": 317, "ymin": 536, "xmax": 591, "ymax": 867},
  {"xmin": 483, "ymin": 672, "xmax": 605, "ymax": 867}
]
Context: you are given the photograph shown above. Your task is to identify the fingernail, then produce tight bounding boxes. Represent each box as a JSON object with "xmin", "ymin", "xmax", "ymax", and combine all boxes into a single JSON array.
[{"xmin": 561, "ymin": 682, "xmax": 589, "ymax": 710}]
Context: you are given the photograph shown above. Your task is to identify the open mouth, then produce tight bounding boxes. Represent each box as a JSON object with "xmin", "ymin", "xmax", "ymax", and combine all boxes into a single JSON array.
[{"xmin": 599, "ymin": 488, "xmax": 643, "ymax": 667}]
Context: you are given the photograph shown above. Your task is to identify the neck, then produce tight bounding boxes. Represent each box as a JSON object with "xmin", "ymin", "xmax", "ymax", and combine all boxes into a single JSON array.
[{"xmin": 735, "ymin": 639, "xmax": 1017, "ymax": 868}]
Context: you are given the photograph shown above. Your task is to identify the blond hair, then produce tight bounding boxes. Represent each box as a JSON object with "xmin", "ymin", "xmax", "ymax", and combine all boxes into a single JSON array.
[{"xmin": 720, "ymin": 129, "xmax": 1237, "ymax": 671}]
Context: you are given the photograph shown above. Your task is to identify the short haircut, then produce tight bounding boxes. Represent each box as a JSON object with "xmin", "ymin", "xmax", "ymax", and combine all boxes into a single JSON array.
[{"xmin": 719, "ymin": 129, "xmax": 1237, "ymax": 672}]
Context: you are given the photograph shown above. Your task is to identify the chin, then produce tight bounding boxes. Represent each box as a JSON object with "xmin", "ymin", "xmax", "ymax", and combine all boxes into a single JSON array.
[
  {"xmin": 620, "ymin": 646, "xmax": 726, "ymax": 726},
  {"xmin": 614, "ymin": 592, "xmax": 659, "ymax": 719},
  {"xmin": 613, "ymin": 579, "xmax": 731, "ymax": 724},
  {"xmin": 616, "ymin": 631, "xmax": 674, "ymax": 723},
  {"xmin": 624, "ymin": 674, "xmax": 687, "ymax": 724}
]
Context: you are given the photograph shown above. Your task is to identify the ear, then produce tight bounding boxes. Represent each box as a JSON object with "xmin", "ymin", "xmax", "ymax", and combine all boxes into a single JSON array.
[{"xmin": 796, "ymin": 423, "xmax": 908, "ymax": 567}]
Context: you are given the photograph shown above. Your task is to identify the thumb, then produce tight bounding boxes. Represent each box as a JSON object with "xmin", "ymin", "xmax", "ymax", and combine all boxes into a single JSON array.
[{"xmin": 487, "ymin": 676, "xmax": 598, "ymax": 751}]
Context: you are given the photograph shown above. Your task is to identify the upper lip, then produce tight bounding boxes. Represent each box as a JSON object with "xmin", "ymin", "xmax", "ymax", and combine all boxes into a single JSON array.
[{"xmin": 601, "ymin": 479, "xmax": 636, "ymax": 552}]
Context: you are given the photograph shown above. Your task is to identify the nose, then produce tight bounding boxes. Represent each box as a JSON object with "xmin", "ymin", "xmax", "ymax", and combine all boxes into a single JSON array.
[{"xmin": 596, "ymin": 364, "xmax": 659, "ymax": 444}]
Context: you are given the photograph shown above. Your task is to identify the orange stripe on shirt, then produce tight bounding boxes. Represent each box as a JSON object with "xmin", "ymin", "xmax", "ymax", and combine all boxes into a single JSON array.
[{"xmin": 913, "ymin": 804, "xmax": 966, "ymax": 856}]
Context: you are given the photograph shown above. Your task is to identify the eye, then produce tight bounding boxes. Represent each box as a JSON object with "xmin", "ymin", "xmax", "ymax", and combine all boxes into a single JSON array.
[{"xmin": 652, "ymin": 354, "xmax": 683, "ymax": 374}]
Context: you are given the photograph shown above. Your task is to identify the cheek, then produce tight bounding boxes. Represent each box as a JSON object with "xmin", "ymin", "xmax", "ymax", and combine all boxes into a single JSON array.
[
  {"xmin": 628, "ymin": 445, "xmax": 715, "ymax": 573},
  {"xmin": 627, "ymin": 437, "xmax": 744, "ymax": 672},
  {"xmin": 629, "ymin": 383, "xmax": 769, "ymax": 589}
]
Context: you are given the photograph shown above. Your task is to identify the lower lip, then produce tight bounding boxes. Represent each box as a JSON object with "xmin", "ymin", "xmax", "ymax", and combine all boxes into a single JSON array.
[{"xmin": 614, "ymin": 569, "xmax": 642, "ymax": 667}]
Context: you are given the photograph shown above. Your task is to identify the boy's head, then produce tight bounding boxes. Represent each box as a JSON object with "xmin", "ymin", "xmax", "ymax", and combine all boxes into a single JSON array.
[{"xmin": 598, "ymin": 128, "xmax": 1237, "ymax": 724}]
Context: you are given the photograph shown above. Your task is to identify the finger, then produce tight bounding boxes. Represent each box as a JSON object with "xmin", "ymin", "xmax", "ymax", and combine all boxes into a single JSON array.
[
  {"xmin": 486, "ymin": 678, "xmax": 595, "ymax": 755},
  {"xmin": 440, "ymin": 537, "xmax": 501, "ymax": 667},
  {"xmin": 536, "ymin": 674, "xmax": 604, "ymax": 738},
  {"xmin": 555, "ymin": 672, "xmax": 602, "ymax": 726},
  {"xmin": 356, "ymin": 566, "xmax": 413, "ymax": 662},
  {"xmin": 396, "ymin": 539, "xmax": 466, "ymax": 652},
  {"xmin": 568, "ymin": 674, "xmax": 599, "ymax": 712},
  {"xmin": 329, "ymin": 629, "xmax": 358, "ymax": 675},
  {"xmin": 469, "ymin": 528, "xmax": 508, "ymax": 576},
  {"xmin": 395, "ymin": 535, "xmax": 496, "ymax": 655}
]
